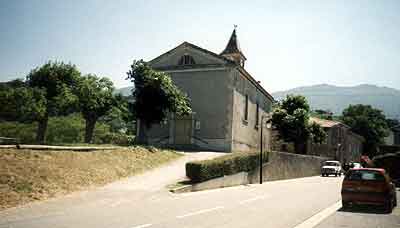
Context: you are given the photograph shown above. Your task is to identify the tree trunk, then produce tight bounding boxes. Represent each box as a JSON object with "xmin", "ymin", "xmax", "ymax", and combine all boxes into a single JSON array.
[
  {"xmin": 36, "ymin": 116, "xmax": 48, "ymax": 144},
  {"xmin": 84, "ymin": 118, "xmax": 97, "ymax": 144}
]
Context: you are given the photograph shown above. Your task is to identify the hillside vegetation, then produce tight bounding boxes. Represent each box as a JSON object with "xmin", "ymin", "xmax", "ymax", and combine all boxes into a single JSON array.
[
  {"xmin": 0, "ymin": 147, "xmax": 182, "ymax": 210},
  {"xmin": 272, "ymin": 84, "xmax": 400, "ymax": 119},
  {"xmin": 0, "ymin": 114, "xmax": 133, "ymax": 145}
]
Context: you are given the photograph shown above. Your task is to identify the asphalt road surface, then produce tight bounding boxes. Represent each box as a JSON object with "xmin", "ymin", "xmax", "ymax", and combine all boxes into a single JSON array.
[
  {"xmin": 0, "ymin": 156, "xmax": 398, "ymax": 228},
  {"xmin": 314, "ymin": 189, "xmax": 400, "ymax": 228}
]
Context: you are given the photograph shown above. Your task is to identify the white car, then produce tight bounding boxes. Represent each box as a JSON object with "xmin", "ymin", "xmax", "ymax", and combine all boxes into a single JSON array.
[{"xmin": 321, "ymin": 160, "xmax": 342, "ymax": 177}]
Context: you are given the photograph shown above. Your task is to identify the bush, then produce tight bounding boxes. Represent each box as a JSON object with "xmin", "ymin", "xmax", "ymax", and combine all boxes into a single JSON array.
[
  {"xmin": 96, "ymin": 132, "xmax": 135, "ymax": 146},
  {"xmin": 0, "ymin": 121, "xmax": 37, "ymax": 144},
  {"xmin": 185, "ymin": 151, "xmax": 269, "ymax": 183}
]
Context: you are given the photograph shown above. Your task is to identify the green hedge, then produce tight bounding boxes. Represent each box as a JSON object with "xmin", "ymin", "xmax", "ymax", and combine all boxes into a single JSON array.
[
  {"xmin": 185, "ymin": 151, "xmax": 269, "ymax": 183},
  {"xmin": 97, "ymin": 132, "xmax": 135, "ymax": 146}
]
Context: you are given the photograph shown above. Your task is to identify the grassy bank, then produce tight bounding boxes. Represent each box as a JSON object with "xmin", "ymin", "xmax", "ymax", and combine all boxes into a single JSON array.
[{"xmin": 0, "ymin": 146, "xmax": 182, "ymax": 210}]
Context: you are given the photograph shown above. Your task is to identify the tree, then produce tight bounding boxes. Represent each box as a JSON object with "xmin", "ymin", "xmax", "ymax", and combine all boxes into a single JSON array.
[
  {"xmin": 75, "ymin": 74, "xmax": 120, "ymax": 143},
  {"xmin": 100, "ymin": 95, "xmax": 135, "ymax": 134},
  {"xmin": 26, "ymin": 61, "xmax": 81, "ymax": 143},
  {"xmin": 126, "ymin": 60, "xmax": 191, "ymax": 143},
  {"xmin": 271, "ymin": 95, "xmax": 326, "ymax": 154},
  {"xmin": 341, "ymin": 104, "xmax": 389, "ymax": 157},
  {"xmin": 0, "ymin": 84, "xmax": 47, "ymax": 123}
]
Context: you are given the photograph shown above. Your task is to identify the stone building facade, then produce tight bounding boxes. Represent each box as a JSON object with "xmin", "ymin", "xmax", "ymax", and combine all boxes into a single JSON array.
[
  {"xmin": 139, "ymin": 29, "xmax": 274, "ymax": 152},
  {"xmin": 307, "ymin": 117, "xmax": 364, "ymax": 163}
]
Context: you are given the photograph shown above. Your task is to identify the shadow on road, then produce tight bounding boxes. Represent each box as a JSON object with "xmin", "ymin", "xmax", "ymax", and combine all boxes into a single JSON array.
[{"xmin": 338, "ymin": 205, "xmax": 394, "ymax": 215}]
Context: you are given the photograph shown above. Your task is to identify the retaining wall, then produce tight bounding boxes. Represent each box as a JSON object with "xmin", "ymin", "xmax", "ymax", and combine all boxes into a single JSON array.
[{"xmin": 173, "ymin": 151, "xmax": 331, "ymax": 193}]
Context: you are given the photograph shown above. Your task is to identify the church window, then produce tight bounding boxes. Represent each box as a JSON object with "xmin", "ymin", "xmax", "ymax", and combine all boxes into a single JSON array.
[{"xmin": 178, "ymin": 55, "xmax": 196, "ymax": 65}]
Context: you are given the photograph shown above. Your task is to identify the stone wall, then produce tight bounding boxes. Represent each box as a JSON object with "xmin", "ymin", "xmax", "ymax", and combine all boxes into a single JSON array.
[
  {"xmin": 248, "ymin": 151, "xmax": 330, "ymax": 183},
  {"xmin": 174, "ymin": 151, "xmax": 331, "ymax": 193}
]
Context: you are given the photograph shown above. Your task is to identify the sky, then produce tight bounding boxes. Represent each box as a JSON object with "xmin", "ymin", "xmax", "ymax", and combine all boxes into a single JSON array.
[{"xmin": 1, "ymin": 0, "xmax": 400, "ymax": 93}]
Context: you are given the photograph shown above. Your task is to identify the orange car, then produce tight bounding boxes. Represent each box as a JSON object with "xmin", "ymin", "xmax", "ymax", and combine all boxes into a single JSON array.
[{"xmin": 341, "ymin": 168, "xmax": 397, "ymax": 212}]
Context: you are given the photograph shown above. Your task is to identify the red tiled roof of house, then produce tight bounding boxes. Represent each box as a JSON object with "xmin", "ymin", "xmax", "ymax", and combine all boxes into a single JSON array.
[{"xmin": 309, "ymin": 117, "xmax": 341, "ymax": 128}]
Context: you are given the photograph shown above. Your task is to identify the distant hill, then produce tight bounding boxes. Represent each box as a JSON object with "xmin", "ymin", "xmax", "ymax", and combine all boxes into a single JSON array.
[
  {"xmin": 114, "ymin": 86, "xmax": 133, "ymax": 96},
  {"xmin": 272, "ymin": 84, "xmax": 400, "ymax": 120}
]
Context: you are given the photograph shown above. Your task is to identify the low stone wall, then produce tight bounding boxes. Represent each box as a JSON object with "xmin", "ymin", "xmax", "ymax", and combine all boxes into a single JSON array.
[
  {"xmin": 172, "ymin": 151, "xmax": 331, "ymax": 193},
  {"xmin": 248, "ymin": 151, "xmax": 330, "ymax": 183}
]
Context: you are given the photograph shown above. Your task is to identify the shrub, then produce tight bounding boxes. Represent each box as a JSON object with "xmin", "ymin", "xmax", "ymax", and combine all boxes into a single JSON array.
[
  {"xmin": 46, "ymin": 114, "xmax": 85, "ymax": 144},
  {"xmin": 96, "ymin": 132, "xmax": 135, "ymax": 146},
  {"xmin": 186, "ymin": 151, "xmax": 269, "ymax": 183},
  {"xmin": 0, "ymin": 121, "xmax": 37, "ymax": 144}
]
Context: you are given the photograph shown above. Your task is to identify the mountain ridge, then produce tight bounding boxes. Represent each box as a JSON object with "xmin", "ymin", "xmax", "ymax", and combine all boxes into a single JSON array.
[{"xmin": 272, "ymin": 84, "xmax": 400, "ymax": 119}]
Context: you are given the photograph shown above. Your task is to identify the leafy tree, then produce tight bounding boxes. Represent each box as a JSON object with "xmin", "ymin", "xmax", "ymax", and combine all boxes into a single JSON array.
[
  {"xmin": 126, "ymin": 60, "xmax": 191, "ymax": 143},
  {"xmin": 0, "ymin": 83, "xmax": 47, "ymax": 123},
  {"xmin": 100, "ymin": 95, "xmax": 135, "ymax": 134},
  {"xmin": 0, "ymin": 79, "xmax": 25, "ymax": 90},
  {"xmin": 26, "ymin": 61, "xmax": 81, "ymax": 143},
  {"xmin": 75, "ymin": 74, "xmax": 121, "ymax": 143},
  {"xmin": 341, "ymin": 104, "xmax": 389, "ymax": 157},
  {"xmin": 271, "ymin": 95, "xmax": 326, "ymax": 154}
]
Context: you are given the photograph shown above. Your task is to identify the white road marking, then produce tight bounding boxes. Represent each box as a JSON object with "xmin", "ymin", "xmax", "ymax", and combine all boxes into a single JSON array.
[
  {"xmin": 176, "ymin": 206, "xmax": 224, "ymax": 219},
  {"xmin": 292, "ymin": 201, "xmax": 342, "ymax": 228},
  {"xmin": 239, "ymin": 195, "xmax": 269, "ymax": 205},
  {"xmin": 131, "ymin": 223, "xmax": 152, "ymax": 228}
]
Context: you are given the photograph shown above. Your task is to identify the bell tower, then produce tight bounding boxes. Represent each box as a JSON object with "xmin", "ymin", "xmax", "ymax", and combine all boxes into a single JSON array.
[{"xmin": 220, "ymin": 26, "xmax": 247, "ymax": 67}]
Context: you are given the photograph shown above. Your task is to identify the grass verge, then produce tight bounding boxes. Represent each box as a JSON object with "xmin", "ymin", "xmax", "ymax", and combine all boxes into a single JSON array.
[{"xmin": 0, "ymin": 146, "xmax": 182, "ymax": 210}]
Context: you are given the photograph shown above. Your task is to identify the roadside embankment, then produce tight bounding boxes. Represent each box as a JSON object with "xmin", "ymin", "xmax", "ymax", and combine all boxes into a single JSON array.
[{"xmin": 0, "ymin": 146, "xmax": 182, "ymax": 210}]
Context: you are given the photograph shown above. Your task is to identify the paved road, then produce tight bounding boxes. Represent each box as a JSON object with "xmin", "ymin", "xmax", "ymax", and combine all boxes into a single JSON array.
[
  {"xmin": 315, "ymin": 190, "xmax": 400, "ymax": 228},
  {"xmin": 1, "ymin": 154, "xmax": 397, "ymax": 228},
  {"xmin": 0, "ymin": 171, "xmax": 343, "ymax": 228}
]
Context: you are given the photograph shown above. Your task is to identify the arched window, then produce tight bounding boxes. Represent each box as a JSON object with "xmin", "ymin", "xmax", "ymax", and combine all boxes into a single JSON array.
[{"xmin": 178, "ymin": 55, "xmax": 196, "ymax": 65}]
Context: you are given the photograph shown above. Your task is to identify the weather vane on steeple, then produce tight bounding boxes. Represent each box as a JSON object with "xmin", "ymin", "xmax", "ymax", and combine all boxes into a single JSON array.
[{"xmin": 234, "ymin": 24, "xmax": 238, "ymax": 30}]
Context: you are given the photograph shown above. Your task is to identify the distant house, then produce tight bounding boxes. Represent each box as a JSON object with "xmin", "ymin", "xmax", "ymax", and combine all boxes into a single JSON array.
[
  {"xmin": 138, "ymin": 29, "xmax": 274, "ymax": 152},
  {"xmin": 307, "ymin": 117, "xmax": 364, "ymax": 163}
]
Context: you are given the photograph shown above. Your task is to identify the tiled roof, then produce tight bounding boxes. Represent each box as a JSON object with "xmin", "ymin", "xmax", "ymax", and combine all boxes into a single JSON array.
[{"xmin": 309, "ymin": 117, "xmax": 342, "ymax": 128}]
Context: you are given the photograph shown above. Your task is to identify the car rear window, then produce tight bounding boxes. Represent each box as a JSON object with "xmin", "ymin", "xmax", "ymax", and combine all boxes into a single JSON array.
[{"xmin": 345, "ymin": 170, "xmax": 385, "ymax": 181}]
